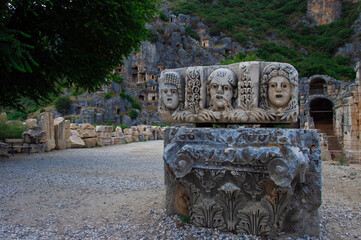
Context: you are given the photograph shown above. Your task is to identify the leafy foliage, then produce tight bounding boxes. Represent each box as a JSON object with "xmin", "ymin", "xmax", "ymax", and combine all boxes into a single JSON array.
[
  {"xmin": 160, "ymin": 11, "xmax": 169, "ymax": 22},
  {"xmin": 120, "ymin": 93, "xmax": 142, "ymax": 110},
  {"xmin": 185, "ymin": 26, "xmax": 200, "ymax": 40},
  {"xmin": 170, "ymin": 0, "xmax": 361, "ymax": 80},
  {"xmin": 129, "ymin": 110, "xmax": 138, "ymax": 119},
  {"xmin": 0, "ymin": 0, "xmax": 158, "ymax": 108},
  {"xmin": 104, "ymin": 92, "xmax": 114, "ymax": 99},
  {"xmin": 54, "ymin": 96, "xmax": 72, "ymax": 114}
]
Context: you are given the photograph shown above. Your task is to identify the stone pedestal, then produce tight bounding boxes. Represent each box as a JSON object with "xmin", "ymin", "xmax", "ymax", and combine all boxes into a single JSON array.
[{"xmin": 164, "ymin": 127, "xmax": 321, "ymax": 238}]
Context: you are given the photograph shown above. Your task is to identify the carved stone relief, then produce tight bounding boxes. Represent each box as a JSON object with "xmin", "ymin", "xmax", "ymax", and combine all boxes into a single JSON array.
[
  {"xmin": 164, "ymin": 127, "xmax": 321, "ymax": 238},
  {"xmin": 158, "ymin": 61, "xmax": 299, "ymax": 123}
]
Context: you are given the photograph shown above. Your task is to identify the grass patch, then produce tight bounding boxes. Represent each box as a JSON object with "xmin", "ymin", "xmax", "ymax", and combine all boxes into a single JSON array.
[{"xmin": 0, "ymin": 121, "xmax": 28, "ymax": 140}]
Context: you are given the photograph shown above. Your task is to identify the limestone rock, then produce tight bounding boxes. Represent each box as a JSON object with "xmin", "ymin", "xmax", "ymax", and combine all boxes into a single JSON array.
[
  {"xmin": 83, "ymin": 138, "xmax": 97, "ymax": 148},
  {"xmin": 70, "ymin": 130, "xmax": 79, "ymax": 137},
  {"xmin": 79, "ymin": 124, "xmax": 96, "ymax": 138},
  {"xmin": 65, "ymin": 120, "xmax": 71, "ymax": 140},
  {"xmin": 29, "ymin": 143, "xmax": 48, "ymax": 153},
  {"xmin": 124, "ymin": 135, "xmax": 133, "ymax": 143},
  {"xmin": 68, "ymin": 136, "xmax": 85, "ymax": 148},
  {"xmin": 97, "ymin": 138, "xmax": 111, "ymax": 146},
  {"xmin": 54, "ymin": 117, "xmax": 66, "ymax": 150},
  {"xmin": 123, "ymin": 128, "xmax": 132, "ymax": 135},
  {"xmin": 307, "ymin": 0, "xmax": 342, "ymax": 25},
  {"xmin": 25, "ymin": 119, "xmax": 37, "ymax": 127},
  {"xmin": 0, "ymin": 142, "xmax": 8, "ymax": 156},
  {"xmin": 70, "ymin": 123, "xmax": 78, "ymax": 130},
  {"xmin": 111, "ymin": 137, "xmax": 125, "ymax": 145},
  {"xmin": 22, "ymin": 127, "xmax": 47, "ymax": 144},
  {"xmin": 38, "ymin": 112, "xmax": 55, "ymax": 151}
]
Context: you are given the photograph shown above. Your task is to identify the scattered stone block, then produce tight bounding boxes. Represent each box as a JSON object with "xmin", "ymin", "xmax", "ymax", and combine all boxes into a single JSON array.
[
  {"xmin": 68, "ymin": 136, "xmax": 85, "ymax": 148},
  {"xmin": 0, "ymin": 142, "xmax": 8, "ymax": 157},
  {"xmin": 125, "ymin": 135, "xmax": 133, "ymax": 143},
  {"xmin": 54, "ymin": 117, "xmax": 66, "ymax": 150},
  {"xmin": 29, "ymin": 143, "xmax": 47, "ymax": 153},
  {"xmin": 25, "ymin": 119, "xmax": 37, "ymax": 127},
  {"xmin": 23, "ymin": 127, "xmax": 47, "ymax": 144},
  {"xmin": 70, "ymin": 123, "xmax": 78, "ymax": 130},
  {"xmin": 97, "ymin": 138, "xmax": 111, "ymax": 146},
  {"xmin": 83, "ymin": 138, "xmax": 97, "ymax": 148},
  {"xmin": 79, "ymin": 123, "xmax": 96, "ymax": 138},
  {"xmin": 38, "ymin": 112, "xmax": 55, "ymax": 151},
  {"xmin": 70, "ymin": 130, "xmax": 79, "ymax": 137}
]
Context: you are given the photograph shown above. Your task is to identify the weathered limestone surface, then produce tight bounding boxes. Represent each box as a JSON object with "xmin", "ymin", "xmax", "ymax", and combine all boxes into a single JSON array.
[
  {"xmin": 0, "ymin": 142, "xmax": 8, "ymax": 156},
  {"xmin": 158, "ymin": 62, "xmax": 299, "ymax": 124},
  {"xmin": 22, "ymin": 127, "xmax": 47, "ymax": 144},
  {"xmin": 68, "ymin": 136, "xmax": 85, "ymax": 148},
  {"xmin": 25, "ymin": 119, "xmax": 37, "ymax": 127},
  {"xmin": 79, "ymin": 123, "xmax": 96, "ymax": 138},
  {"xmin": 164, "ymin": 127, "xmax": 321, "ymax": 237},
  {"xmin": 307, "ymin": 0, "xmax": 342, "ymax": 25},
  {"xmin": 83, "ymin": 138, "xmax": 97, "ymax": 148},
  {"xmin": 38, "ymin": 112, "xmax": 55, "ymax": 151},
  {"xmin": 54, "ymin": 117, "xmax": 66, "ymax": 150}
]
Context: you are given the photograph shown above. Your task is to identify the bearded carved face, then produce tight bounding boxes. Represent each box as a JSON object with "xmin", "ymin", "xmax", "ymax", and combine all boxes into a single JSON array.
[
  {"xmin": 161, "ymin": 84, "xmax": 179, "ymax": 110},
  {"xmin": 268, "ymin": 76, "xmax": 291, "ymax": 108},
  {"xmin": 209, "ymin": 76, "xmax": 233, "ymax": 111}
]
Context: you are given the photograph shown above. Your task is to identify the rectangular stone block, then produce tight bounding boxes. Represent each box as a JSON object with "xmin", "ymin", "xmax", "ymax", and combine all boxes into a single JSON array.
[
  {"xmin": 159, "ymin": 62, "xmax": 299, "ymax": 124},
  {"xmin": 163, "ymin": 127, "xmax": 321, "ymax": 238}
]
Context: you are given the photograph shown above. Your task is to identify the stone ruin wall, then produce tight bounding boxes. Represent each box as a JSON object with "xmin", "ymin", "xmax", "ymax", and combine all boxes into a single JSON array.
[{"xmin": 299, "ymin": 62, "xmax": 361, "ymax": 163}]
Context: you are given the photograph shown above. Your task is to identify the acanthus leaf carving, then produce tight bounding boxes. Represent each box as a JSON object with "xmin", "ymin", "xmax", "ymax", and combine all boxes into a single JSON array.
[{"xmin": 236, "ymin": 205, "xmax": 271, "ymax": 235}]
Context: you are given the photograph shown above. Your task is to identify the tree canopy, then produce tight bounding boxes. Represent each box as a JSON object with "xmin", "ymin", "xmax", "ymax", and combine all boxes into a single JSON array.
[{"xmin": 0, "ymin": 0, "xmax": 158, "ymax": 108}]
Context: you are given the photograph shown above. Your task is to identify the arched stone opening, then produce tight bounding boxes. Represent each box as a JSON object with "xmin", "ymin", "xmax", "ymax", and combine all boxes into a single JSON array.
[
  {"xmin": 309, "ymin": 78, "xmax": 327, "ymax": 95},
  {"xmin": 310, "ymin": 98, "xmax": 334, "ymax": 134}
]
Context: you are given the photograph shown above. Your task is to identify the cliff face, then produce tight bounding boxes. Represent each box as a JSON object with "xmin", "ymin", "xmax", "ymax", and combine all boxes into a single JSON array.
[{"xmin": 307, "ymin": 0, "xmax": 342, "ymax": 25}]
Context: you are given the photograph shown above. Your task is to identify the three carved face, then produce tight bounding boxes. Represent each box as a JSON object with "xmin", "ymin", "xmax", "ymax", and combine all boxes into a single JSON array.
[
  {"xmin": 161, "ymin": 84, "xmax": 179, "ymax": 110},
  {"xmin": 268, "ymin": 76, "xmax": 291, "ymax": 108}
]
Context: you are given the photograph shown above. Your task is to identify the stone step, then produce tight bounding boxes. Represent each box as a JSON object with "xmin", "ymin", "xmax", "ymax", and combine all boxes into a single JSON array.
[{"xmin": 327, "ymin": 135, "xmax": 342, "ymax": 150}]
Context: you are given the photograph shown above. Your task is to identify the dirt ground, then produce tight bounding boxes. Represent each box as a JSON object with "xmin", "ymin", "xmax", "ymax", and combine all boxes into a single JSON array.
[{"xmin": 0, "ymin": 142, "xmax": 360, "ymax": 239}]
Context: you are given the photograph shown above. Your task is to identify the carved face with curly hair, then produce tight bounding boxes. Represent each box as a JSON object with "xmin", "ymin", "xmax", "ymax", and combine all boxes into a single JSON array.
[
  {"xmin": 160, "ymin": 71, "xmax": 184, "ymax": 110},
  {"xmin": 260, "ymin": 63, "xmax": 298, "ymax": 111},
  {"xmin": 207, "ymin": 68, "xmax": 237, "ymax": 111}
]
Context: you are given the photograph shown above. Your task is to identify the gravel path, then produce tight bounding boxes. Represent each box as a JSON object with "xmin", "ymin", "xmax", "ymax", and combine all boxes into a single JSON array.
[{"xmin": 0, "ymin": 141, "xmax": 360, "ymax": 239}]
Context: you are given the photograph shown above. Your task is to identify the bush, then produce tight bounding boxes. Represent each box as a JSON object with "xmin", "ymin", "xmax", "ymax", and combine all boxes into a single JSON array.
[
  {"xmin": 54, "ymin": 96, "xmax": 72, "ymax": 115},
  {"xmin": 185, "ymin": 26, "xmax": 200, "ymax": 40},
  {"xmin": 131, "ymin": 102, "xmax": 141, "ymax": 111},
  {"xmin": 104, "ymin": 92, "xmax": 113, "ymax": 99},
  {"xmin": 120, "ymin": 93, "xmax": 142, "ymax": 110},
  {"xmin": 159, "ymin": 11, "xmax": 169, "ymax": 22},
  {"xmin": 129, "ymin": 110, "xmax": 138, "ymax": 119},
  {"xmin": 0, "ymin": 121, "xmax": 28, "ymax": 140},
  {"xmin": 6, "ymin": 110, "xmax": 27, "ymax": 121},
  {"xmin": 120, "ymin": 124, "xmax": 130, "ymax": 131}
]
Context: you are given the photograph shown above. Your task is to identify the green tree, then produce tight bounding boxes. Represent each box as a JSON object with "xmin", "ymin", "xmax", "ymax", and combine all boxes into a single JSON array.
[
  {"xmin": 54, "ymin": 96, "xmax": 72, "ymax": 115},
  {"xmin": 0, "ymin": 0, "xmax": 158, "ymax": 108}
]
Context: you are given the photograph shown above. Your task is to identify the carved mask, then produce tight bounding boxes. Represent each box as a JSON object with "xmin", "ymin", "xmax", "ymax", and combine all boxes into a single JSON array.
[
  {"xmin": 209, "ymin": 76, "xmax": 233, "ymax": 111},
  {"xmin": 268, "ymin": 76, "xmax": 291, "ymax": 108},
  {"xmin": 161, "ymin": 84, "xmax": 179, "ymax": 110}
]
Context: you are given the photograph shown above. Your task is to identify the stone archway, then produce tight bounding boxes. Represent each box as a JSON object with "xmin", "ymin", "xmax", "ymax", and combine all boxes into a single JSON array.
[
  {"xmin": 309, "ymin": 97, "xmax": 334, "ymax": 134},
  {"xmin": 309, "ymin": 77, "xmax": 327, "ymax": 95}
]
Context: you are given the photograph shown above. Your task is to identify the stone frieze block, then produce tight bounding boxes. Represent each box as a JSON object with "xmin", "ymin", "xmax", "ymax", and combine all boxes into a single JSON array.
[
  {"xmin": 164, "ymin": 127, "xmax": 321, "ymax": 237},
  {"xmin": 158, "ymin": 61, "xmax": 299, "ymax": 123}
]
